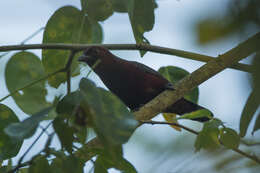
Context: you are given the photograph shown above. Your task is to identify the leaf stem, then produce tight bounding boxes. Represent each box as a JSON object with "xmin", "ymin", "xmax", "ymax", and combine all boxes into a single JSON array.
[
  {"xmin": 65, "ymin": 50, "xmax": 76, "ymax": 94},
  {"xmin": 0, "ymin": 69, "xmax": 63, "ymax": 102},
  {"xmin": 20, "ymin": 27, "xmax": 45, "ymax": 45}
]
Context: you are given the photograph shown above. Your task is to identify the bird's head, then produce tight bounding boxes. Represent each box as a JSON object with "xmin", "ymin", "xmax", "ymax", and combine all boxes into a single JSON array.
[{"xmin": 78, "ymin": 46, "xmax": 110, "ymax": 66}]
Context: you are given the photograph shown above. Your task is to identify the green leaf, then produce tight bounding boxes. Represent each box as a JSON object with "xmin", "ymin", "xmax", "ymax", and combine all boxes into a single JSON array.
[
  {"xmin": 53, "ymin": 117, "xmax": 75, "ymax": 153},
  {"xmin": 49, "ymin": 157, "xmax": 63, "ymax": 173},
  {"xmin": 239, "ymin": 90, "xmax": 259, "ymax": 137},
  {"xmin": 42, "ymin": 6, "xmax": 103, "ymax": 88},
  {"xmin": 62, "ymin": 155, "xmax": 84, "ymax": 173},
  {"xmin": 18, "ymin": 168, "xmax": 29, "ymax": 173},
  {"xmin": 56, "ymin": 91, "xmax": 90, "ymax": 140},
  {"xmin": 0, "ymin": 166, "xmax": 9, "ymax": 173},
  {"xmin": 79, "ymin": 78, "xmax": 138, "ymax": 146},
  {"xmin": 111, "ymin": 0, "xmax": 129, "ymax": 13},
  {"xmin": 177, "ymin": 109, "xmax": 212, "ymax": 120},
  {"xmin": 75, "ymin": 127, "xmax": 88, "ymax": 144},
  {"xmin": 128, "ymin": 0, "xmax": 157, "ymax": 56},
  {"xmin": 28, "ymin": 156, "xmax": 51, "ymax": 173},
  {"xmin": 56, "ymin": 91, "xmax": 83, "ymax": 115},
  {"xmin": 220, "ymin": 128, "xmax": 240, "ymax": 149},
  {"xmin": 5, "ymin": 51, "xmax": 50, "ymax": 114},
  {"xmin": 0, "ymin": 104, "xmax": 22, "ymax": 160},
  {"xmin": 94, "ymin": 147, "xmax": 137, "ymax": 173},
  {"xmin": 115, "ymin": 157, "xmax": 137, "ymax": 173},
  {"xmin": 252, "ymin": 113, "xmax": 260, "ymax": 134},
  {"xmin": 158, "ymin": 66, "xmax": 199, "ymax": 103},
  {"xmin": 50, "ymin": 155, "xmax": 84, "ymax": 173},
  {"xmin": 195, "ymin": 119, "xmax": 222, "ymax": 151},
  {"xmin": 4, "ymin": 107, "xmax": 52, "ymax": 140},
  {"xmin": 94, "ymin": 157, "xmax": 109, "ymax": 173},
  {"xmin": 83, "ymin": 0, "xmax": 113, "ymax": 21}
]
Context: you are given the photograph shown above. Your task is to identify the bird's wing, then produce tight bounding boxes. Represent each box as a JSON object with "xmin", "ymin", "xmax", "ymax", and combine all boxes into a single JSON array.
[
  {"xmin": 130, "ymin": 61, "xmax": 174, "ymax": 90},
  {"xmin": 131, "ymin": 61, "xmax": 166, "ymax": 79}
]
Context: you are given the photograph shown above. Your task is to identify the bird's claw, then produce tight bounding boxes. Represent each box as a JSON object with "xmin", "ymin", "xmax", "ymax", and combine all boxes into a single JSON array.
[{"xmin": 164, "ymin": 83, "xmax": 174, "ymax": 90}]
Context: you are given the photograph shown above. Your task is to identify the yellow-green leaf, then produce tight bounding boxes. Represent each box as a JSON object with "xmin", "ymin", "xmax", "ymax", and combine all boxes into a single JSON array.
[
  {"xmin": 83, "ymin": 0, "xmax": 113, "ymax": 21},
  {"xmin": 5, "ymin": 51, "xmax": 50, "ymax": 114},
  {"xmin": 195, "ymin": 119, "xmax": 222, "ymax": 151},
  {"xmin": 220, "ymin": 128, "xmax": 240, "ymax": 149},
  {"xmin": 42, "ymin": 6, "xmax": 103, "ymax": 88}
]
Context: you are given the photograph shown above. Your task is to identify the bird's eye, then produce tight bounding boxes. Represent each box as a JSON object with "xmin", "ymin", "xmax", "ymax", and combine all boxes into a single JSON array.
[{"xmin": 87, "ymin": 47, "xmax": 100, "ymax": 55}]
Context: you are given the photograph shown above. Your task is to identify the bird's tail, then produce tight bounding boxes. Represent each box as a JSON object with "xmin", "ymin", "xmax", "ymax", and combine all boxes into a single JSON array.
[{"xmin": 165, "ymin": 98, "xmax": 213, "ymax": 122}]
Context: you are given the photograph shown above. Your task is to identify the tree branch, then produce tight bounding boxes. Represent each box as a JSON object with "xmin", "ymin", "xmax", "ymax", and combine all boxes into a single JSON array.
[
  {"xmin": 64, "ymin": 50, "xmax": 77, "ymax": 94},
  {"xmin": 0, "ymin": 43, "xmax": 251, "ymax": 72},
  {"xmin": 74, "ymin": 32, "xmax": 260, "ymax": 163}
]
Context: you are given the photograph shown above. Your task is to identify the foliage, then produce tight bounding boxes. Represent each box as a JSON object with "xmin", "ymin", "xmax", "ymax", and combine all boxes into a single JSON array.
[
  {"xmin": 0, "ymin": 0, "xmax": 259, "ymax": 173},
  {"xmin": 159, "ymin": 66, "xmax": 199, "ymax": 131}
]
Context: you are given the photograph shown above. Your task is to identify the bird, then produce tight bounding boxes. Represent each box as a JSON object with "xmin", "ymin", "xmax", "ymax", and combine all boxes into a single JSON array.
[{"xmin": 78, "ymin": 46, "xmax": 213, "ymax": 122}]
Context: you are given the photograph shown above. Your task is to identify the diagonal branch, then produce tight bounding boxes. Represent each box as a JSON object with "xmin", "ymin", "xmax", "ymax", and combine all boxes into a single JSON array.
[
  {"xmin": 74, "ymin": 32, "xmax": 260, "ymax": 163},
  {"xmin": 0, "ymin": 43, "xmax": 252, "ymax": 72},
  {"xmin": 135, "ymin": 32, "xmax": 260, "ymax": 121}
]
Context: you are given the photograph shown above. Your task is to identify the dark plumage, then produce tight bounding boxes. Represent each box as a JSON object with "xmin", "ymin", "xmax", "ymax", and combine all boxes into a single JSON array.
[{"xmin": 78, "ymin": 46, "xmax": 212, "ymax": 122}]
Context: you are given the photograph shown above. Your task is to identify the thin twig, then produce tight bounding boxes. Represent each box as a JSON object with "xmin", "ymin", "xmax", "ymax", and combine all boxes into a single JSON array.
[
  {"xmin": 231, "ymin": 148, "xmax": 260, "ymax": 164},
  {"xmin": 139, "ymin": 120, "xmax": 199, "ymax": 135},
  {"xmin": 9, "ymin": 124, "xmax": 54, "ymax": 173},
  {"xmin": 0, "ymin": 43, "xmax": 251, "ymax": 72},
  {"xmin": 141, "ymin": 120, "xmax": 260, "ymax": 164},
  {"xmin": 0, "ymin": 68, "xmax": 64, "ymax": 102},
  {"xmin": 8, "ymin": 160, "xmax": 33, "ymax": 173},
  {"xmin": 21, "ymin": 27, "xmax": 45, "ymax": 45},
  {"xmin": 0, "ymin": 27, "xmax": 45, "ymax": 59},
  {"xmin": 64, "ymin": 50, "xmax": 77, "ymax": 94},
  {"xmin": 66, "ymin": 70, "xmax": 71, "ymax": 94},
  {"xmin": 241, "ymin": 140, "xmax": 260, "ymax": 146},
  {"xmin": 16, "ymin": 121, "xmax": 52, "ymax": 167}
]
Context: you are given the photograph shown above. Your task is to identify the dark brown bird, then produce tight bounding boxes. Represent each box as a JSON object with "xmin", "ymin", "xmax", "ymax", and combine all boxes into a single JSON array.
[{"xmin": 78, "ymin": 46, "xmax": 212, "ymax": 122}]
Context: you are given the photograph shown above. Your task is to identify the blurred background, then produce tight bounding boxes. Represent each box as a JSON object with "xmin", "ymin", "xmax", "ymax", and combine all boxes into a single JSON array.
[{"xmin": 0, "ymin": 0, "xmax": 259, "ymax": 172}]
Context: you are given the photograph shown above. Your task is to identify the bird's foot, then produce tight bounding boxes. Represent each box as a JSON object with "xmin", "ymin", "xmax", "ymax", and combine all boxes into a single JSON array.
[
  {"xmin": 164, "ymin": 83, "xmax": 174, "ymax": 90},
  {"xmin": 131, "ymin": 104, "xmax": 145, "ymax": 112}
]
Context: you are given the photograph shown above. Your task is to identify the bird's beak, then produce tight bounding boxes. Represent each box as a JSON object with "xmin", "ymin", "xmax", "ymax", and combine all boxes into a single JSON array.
[{"xmin": 78, "ymin": 55, "xmax": 87, "ymax": 62}]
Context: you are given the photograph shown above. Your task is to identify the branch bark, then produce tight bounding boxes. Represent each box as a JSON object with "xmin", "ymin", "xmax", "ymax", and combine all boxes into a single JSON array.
[{"xmin": 0, "ymin": 43, "xmax": 251, "ymax": 72}]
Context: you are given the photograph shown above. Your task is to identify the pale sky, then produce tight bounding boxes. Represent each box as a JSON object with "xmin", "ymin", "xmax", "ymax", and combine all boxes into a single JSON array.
[{"xmin": 0, "ymin": 1, "xmax": 256, "ymax": 172}]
